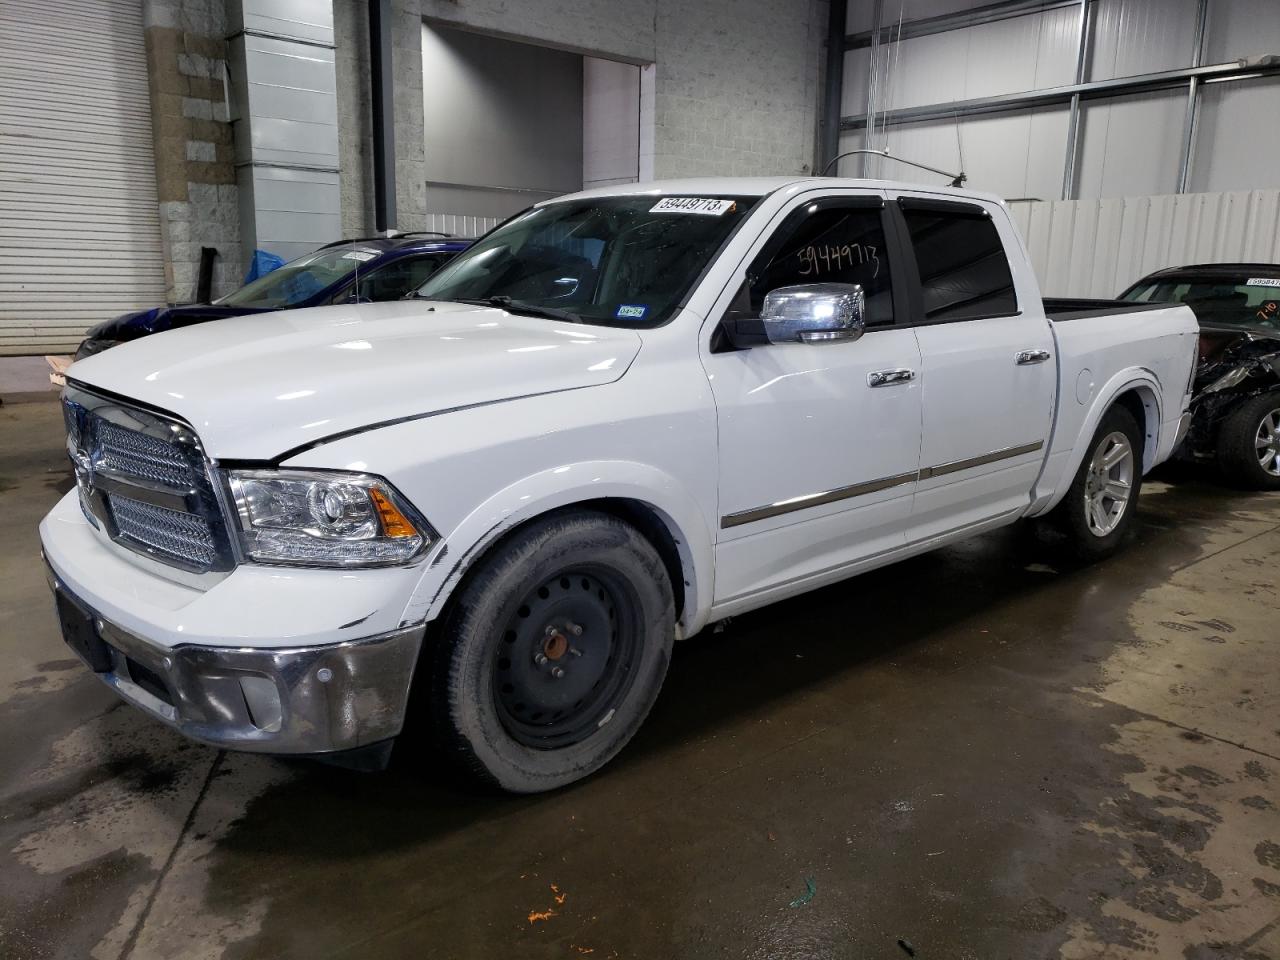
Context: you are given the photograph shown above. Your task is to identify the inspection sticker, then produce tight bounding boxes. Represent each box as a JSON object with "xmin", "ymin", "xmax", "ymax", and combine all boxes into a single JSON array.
[
  {"xmin": 1247, "ymin": 278, "xmax": 1280, "ymax": 287},
  {"xmin": 616, "ymin": 304, "xmax": 648, "ymax": 319},
  {"xmin": 650, "ymin": 197, "xmax": 735, "ymax": 216}
]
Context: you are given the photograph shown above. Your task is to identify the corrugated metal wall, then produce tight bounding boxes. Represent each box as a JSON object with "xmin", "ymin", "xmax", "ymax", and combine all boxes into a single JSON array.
[
  {"xmin": 1008, "ymin": 190, "xmax": 1280, "ymax": 298},
  {"xmin": 841, "ymin": 0, "xmax": 1280, "ymax": 200}
]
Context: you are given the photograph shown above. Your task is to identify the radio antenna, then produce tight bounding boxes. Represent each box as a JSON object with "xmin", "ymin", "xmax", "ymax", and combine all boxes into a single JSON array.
[{"xmin": 821, "ymin": 148, "xmax": 966, "ymax": 187}]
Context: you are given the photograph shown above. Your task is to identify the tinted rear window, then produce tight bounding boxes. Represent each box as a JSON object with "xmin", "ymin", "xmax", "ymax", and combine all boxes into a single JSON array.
[{"xmin": 902, "ymin": 209, "xmax": 1018, "ymax": 322}]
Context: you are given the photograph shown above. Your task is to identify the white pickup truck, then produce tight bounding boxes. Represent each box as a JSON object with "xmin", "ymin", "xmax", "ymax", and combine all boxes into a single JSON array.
[{"xmin": 42, "ymin": 177, "xmax": 1198, "ymax": 791}]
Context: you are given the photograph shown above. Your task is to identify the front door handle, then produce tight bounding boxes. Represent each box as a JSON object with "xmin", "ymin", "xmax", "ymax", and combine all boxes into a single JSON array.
[
  {"xmin": 867, "ymin": 368, "xmax": 916, "ymax": 387},
  {"xmin": 1016, "ymin": 349, "xmax": 1052, "ymax": 365}
]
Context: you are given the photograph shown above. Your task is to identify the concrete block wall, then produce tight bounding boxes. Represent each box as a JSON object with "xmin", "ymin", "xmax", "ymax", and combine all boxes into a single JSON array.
[
  {"xmin": 414, "ymin": 0, "xmax": 827, "ymax": 176},
  {"xmin": 142, "ymin": 0, "xmax": 242, "ymax": 302},
  {"xmin": 334, "ymin": 0, "xmax": 428, "ymax": 237},
  {"xmin": 339, "ymin": 0, "xmax": 827, "ymax": 234}
]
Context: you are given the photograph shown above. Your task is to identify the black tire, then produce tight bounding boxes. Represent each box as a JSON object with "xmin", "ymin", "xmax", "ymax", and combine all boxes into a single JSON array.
[
  {"xmin": 1049, "ymin": 404, "xmax": 1145, "ymax": 562},
  {"xmin": 1215, "ymin": 392, "xmax": 1280, "ymax": 490},
  {"xmin": 429, "ymin": 509, "xmax": 674, "ymax": 793}
]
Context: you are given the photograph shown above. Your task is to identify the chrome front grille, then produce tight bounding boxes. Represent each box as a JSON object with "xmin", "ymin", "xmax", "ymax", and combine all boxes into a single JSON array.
[{"xmin": 63, "ymin": 386, "xmax": 235, "ymax": 574}]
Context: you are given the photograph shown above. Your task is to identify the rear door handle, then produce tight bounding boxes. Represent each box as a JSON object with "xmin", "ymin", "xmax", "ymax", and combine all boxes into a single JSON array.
[
  {"xmin": 867, "ymin": 368, "xmax": 916, "ymax": 387},
  {"xmin": 1015, "ymin": 349, "xmax": 1052, "ymax": 365}
]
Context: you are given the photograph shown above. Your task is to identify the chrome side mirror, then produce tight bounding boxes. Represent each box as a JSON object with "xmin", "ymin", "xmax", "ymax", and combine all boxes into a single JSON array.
[{"xmin": 761, "ymin": 283, "xmax": 865, "ymax": 344}]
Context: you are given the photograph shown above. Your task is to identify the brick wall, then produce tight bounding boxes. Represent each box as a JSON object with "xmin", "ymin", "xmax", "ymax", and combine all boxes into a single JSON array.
[{"xmin": 142, "ymin": 0, "xmax": 242, "ymax": 302}]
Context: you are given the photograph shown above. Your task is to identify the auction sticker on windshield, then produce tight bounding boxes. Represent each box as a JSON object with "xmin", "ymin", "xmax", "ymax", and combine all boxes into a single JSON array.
[
  {"xmin": 343, "ymin": 250, "xmax": 378, "ymax": 262},
  {"xmin": 1247, "ymin": 278, "xmax": 1280, "ymax": 287},
  {"xmin": 650, "ymin": 197, "xmax": 736, "ymax": 215}
]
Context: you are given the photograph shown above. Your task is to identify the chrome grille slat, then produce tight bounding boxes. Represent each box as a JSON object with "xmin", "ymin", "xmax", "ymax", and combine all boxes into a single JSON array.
[
  {"xmin": 95, "ymin": 420, "xmax": 192, "ymax": 488},
  {"xmin": 111, "ymin": 497, "xmax": 218, "ymax": 567}
]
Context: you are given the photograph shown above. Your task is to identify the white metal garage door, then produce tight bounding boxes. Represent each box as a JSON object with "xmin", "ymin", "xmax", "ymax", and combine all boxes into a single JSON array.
[{"xmin": 0, "ymin": 0, "xmax": 167, "ymax": 355}]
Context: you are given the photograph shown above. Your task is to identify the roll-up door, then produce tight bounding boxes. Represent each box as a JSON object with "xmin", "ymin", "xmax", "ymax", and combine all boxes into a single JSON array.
[{"xmin": 0, "ymin": 0, "xmax": 167, "ymax": 355}]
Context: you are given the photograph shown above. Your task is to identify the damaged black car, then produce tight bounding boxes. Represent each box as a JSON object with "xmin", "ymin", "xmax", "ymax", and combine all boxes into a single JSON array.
[{"xmin": 1121, "ymin": 263, "xmax": 1280, "ymax": 489}]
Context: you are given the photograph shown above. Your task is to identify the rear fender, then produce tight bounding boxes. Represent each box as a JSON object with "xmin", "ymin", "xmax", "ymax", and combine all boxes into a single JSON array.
[
  {"xmin": 400, "ymin": 461, "xmax": 715, "ymax": 637},
  {"xmin": 1031, "ymin": 370, "xmax": 1163, "ymax": 517}
]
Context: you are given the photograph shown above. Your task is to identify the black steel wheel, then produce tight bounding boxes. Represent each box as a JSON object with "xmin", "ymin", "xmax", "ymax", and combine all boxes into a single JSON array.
[
  {"xmin": 494, "ymin": 568, "xmax": 641, "ymax": 749},
  {"xmin": 430, "ymin": 509, "xmax": 675, "ymax": 793}
]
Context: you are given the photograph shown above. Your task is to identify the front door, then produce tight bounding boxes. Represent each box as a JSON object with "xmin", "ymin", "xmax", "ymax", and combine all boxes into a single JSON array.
[
  {"xmin": 702, "ymin": 193, "xmax": 924, "ymax": 608},
  {"xmin": 889, "ymin": 192, "xmax": 1056, "ymax": 541}
]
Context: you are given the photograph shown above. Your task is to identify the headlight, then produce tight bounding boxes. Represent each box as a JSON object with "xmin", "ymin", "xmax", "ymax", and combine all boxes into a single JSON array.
[{"xmin": 227, "ymin": 469, "xmax": 434, "ymax": 566}]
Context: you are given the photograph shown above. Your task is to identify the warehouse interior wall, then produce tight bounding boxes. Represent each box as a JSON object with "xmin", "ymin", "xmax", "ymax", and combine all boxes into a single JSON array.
[
  {"xmin": 420, "ymin": 24, "xmax": 585, "ymax": 229},
  {"xmin": 583, "ymin": 57, "xmax": 642, "ymax": 191},
  {"xmin": 839, "ymin": 0, "xmax": 1280, "ymax": 199},
  {"xmin": 416, "ymin": 0, "xmax": 825, "ymax": 177},
  {"xmin": 1009, "ymin": 189, "xmax": 1280, "ymax": 299}
]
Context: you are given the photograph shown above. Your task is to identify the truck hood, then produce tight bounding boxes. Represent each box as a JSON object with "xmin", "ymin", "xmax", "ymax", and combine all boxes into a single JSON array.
[{"xmin": 68, "ymin": 300, "xmax": 642, "ymax": 459}]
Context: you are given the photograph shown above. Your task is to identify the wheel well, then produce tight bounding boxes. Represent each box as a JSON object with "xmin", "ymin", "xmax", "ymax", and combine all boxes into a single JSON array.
[
  {"xmin": 581, "ymin": 499, "xmax": 688, "ymax": 622},
  {"xmin": 442, "ymin": 498, "xmax": 690, "ymax": 625},
  {"xmin": 1113, "ymin": 387, "xmax": 1157, "ymax": 471}
]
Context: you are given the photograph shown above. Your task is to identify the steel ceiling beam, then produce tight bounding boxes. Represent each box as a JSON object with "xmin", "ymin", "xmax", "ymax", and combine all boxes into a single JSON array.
[
  {"xmin": 845, "ymin": 0, "xmax": 1080, "ymax": 50},
  {"xmin": 839, "ymin": 58, "xmax": 1280, "ymax": 131}
]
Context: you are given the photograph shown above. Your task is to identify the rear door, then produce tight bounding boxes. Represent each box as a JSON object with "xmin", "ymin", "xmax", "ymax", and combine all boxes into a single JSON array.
[{"xmin": 888, "ymin": 193, "xmax": 1056, "ymax": 540}]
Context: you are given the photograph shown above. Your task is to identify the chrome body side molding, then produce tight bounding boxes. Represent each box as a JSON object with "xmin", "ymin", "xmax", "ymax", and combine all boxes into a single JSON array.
[{"xmin": 720, "ymin": 440, "xmax": 1045, "ymax": 529}]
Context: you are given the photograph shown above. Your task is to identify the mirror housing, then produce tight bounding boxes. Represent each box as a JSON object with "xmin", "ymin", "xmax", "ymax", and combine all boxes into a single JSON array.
[{"xmin": 761, "ymin": 283, "xmax": 865, "ymax": 344}]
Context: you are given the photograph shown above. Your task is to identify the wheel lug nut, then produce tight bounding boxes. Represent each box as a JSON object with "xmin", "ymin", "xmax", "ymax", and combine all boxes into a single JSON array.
[
  {"xmin": 551, "ymin": 666, "xmax": 565, "ymax": 679},
  {"xmin": 568, "ymin": 622, "xmax": 583, "ymax": 636},
  {"xmin": 534, "ymin": 653, "xmax": 548, "ymax": 666}
]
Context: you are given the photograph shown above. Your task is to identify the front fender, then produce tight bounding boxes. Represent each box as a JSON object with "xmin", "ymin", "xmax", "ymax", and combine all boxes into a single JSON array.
[{"xmin": 400, "ymin": 460, "xmax": 716, "ymax": 637}]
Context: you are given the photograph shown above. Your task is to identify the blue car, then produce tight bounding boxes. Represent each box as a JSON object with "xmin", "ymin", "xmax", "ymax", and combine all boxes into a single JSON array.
[{"xmin": 74, "ymin": 235, "xmax": 472, "ymax": 360}]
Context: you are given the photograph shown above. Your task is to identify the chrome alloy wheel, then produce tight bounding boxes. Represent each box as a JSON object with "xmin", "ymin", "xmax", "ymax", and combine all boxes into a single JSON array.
[
  {"xmin": 1084, "ymin": 430, "xmax": 1134, "ymax": 537},
  {"xmin": 1254, "ymin": 409, "xmax": 1280, "ymax": 476}
]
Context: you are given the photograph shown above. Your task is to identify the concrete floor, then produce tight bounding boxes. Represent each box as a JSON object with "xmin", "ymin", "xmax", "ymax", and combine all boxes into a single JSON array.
[{"xmin": 1, "ymin": 395, "xmax": 1278, "ymax": 960}]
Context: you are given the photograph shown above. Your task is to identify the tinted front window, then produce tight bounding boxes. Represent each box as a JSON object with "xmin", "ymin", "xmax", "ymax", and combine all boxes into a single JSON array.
[
  {"xmin": 902, "ymin": 209, "xmax": 1017, "ymax": 321},
  {"xmin": 1123, "ymin": 278, "xmax": 1280, "ymax": 328},
  {"xmin": 750, "ymin": 205, "xmax": 893, "ymax": 326},
  {"xmin": 412, "ymin": 196, "xmax": 759, "ymax": 327},
  {"xmin": 220, "ymin": 246, "xmax": 380, "ymax": 308}
]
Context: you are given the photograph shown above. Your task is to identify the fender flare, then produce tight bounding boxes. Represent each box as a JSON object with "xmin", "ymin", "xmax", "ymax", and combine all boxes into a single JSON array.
[
  {"xmin": 400, "ymin": 460, "xmax": 716, "ymax": 637},
  {"xmin": 1031, "ymin": 368, "xmax": 1163, "ymax": 516}
]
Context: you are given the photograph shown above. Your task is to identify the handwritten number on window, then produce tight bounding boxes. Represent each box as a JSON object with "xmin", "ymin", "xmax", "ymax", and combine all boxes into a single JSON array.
[{"xmin": 796, "ymin": 244, "xmax": 879, "ymax": 280}]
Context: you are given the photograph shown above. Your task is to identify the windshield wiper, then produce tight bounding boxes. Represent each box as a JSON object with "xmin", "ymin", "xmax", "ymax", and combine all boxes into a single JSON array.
[{"xmin": 460, "ymin": 296, "xmax": 584, "ymax": 324}]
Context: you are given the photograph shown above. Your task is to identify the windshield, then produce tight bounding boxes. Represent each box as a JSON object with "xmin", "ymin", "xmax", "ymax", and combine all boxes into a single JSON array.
[
  {"xmin": 411, "ymin": 195, "xmax": 759, "ymax": 327},
  {"xmin": 1123, "ymin": 276, "xmax": 1280, "ymax": 329},
  {"xmin": 218, "ymin": 246, "xmax": 381, "ymax": 308}
]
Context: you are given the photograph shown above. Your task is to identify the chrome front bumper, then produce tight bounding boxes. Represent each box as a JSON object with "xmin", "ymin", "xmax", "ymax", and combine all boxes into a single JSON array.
[{"xmin": 46, "ymin": 566, "xmax": 423, "ymax": 756}]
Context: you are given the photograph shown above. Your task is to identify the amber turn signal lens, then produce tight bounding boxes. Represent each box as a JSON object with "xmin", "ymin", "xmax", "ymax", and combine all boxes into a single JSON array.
[{"xmin": 370, "ymin": 487, "xmax": 418, "ymax": 538}]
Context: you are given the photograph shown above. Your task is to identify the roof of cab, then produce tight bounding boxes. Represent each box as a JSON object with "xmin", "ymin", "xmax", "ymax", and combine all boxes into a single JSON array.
[{"xmin": 546, "ymin": 176, "xmax": 1008, "ymax": 208}]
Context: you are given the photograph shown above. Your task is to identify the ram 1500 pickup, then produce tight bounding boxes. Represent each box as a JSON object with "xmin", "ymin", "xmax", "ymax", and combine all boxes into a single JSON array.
[{"xmin": 41, "ymin": 178, "xmax": 1199, "ymax": 792}]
